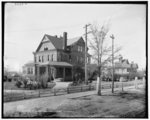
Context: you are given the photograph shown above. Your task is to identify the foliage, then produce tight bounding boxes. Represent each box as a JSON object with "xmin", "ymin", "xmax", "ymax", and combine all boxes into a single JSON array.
[
  {"xmin": 73, "ymin": 67, "xmax": 85, "ymax": 85},
  {"xmin": 22, "ymin": 78, "xmax": 28, "ymax": 88},
  {"xmin": 38, "ymin": 74, "xmax": 49, "ymax": 88},
  {"xmin": 15, "ymin": 80, "xmax": 22, "ymax": 88}
]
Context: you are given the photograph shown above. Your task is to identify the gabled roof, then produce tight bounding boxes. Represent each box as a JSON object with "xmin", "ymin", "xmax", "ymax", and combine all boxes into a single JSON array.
[
  {"xmin": 45, "ymin": 34, "xmax": 63, "ymax": 49},
  {"xmin": 35, "ymin": 34, "xmax": 83, "ymax": 52},
  {"xmin": 67, "ymin": 36, "xmax": 82, "ymax": 46},
  {"xmin": 115, "ymin": 59, "xmax": 139, "ymax": 69}
]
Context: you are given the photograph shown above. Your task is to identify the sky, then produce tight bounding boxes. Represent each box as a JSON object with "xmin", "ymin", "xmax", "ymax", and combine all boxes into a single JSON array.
[{"xmin": 4, "ymin": 3, "xmax": 146, "ymax": 72}]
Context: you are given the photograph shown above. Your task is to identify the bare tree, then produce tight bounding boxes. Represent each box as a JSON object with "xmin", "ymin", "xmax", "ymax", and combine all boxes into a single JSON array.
[{"xmin": 89, "ymin": 22, "xmax": 121, "ymax": 95}]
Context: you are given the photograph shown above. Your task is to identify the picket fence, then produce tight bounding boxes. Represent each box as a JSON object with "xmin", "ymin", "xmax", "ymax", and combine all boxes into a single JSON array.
[{"xmin": 3, "ymin": 81, "xmax": 143, "ymax": 102}]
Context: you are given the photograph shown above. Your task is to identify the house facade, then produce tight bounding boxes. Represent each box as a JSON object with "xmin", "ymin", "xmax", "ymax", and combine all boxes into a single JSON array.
[
  {"xmin": 22, "ymin": 61, "xmax": 35, "ymax": 77},
  {"xmin": 33, "ymin": 32, "xmax": 91, "ymax": 81},
  {"xmin": 114, "ymin": 56, "xmax": 138, "ymax": 80}
]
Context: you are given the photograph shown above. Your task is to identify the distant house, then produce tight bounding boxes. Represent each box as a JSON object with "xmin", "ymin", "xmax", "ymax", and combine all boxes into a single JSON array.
[
  {"xmin": 114, "ymin": 56, "xmax": 138, "ymax": 80},
  {"xmin": 33, "ymin": 32, "xmax": 91, "ymax": 81},
  {"xmin": 22, "ymin": 61, "xmax": 35, "ymax": 76}
]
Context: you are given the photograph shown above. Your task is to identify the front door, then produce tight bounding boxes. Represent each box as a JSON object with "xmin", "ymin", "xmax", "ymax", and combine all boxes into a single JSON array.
[{"xmin": 39, "ymin": 66, "xmax": 46, "ymax": 75}]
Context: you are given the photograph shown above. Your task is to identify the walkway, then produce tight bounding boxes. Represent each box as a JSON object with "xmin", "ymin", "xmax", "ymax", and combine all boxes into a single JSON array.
[{"xmin": 53, "ymin": 81, "xmax": 71, "ymax": 89}]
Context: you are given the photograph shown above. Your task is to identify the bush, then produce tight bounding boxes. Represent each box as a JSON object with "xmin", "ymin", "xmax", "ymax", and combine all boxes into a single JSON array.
[
  {"xmin": 15, "ymin": 80, "xmax": 22, "ymax": 88},
  {"xmin": 39, "ymin": 74, "xmax": 49, "ymax": 88},
  {"xmin": 4, "ymin": 76, "xmax": 7, "ymax": 82},
  {"xmin": 22, "ymin": 78, "xmax": 28, "ymax": 88}
]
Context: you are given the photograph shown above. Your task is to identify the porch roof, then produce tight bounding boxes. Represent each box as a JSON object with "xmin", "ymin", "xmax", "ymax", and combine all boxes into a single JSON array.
[{"xmin": 37, "ymin": 61, "xmax": 73, "ymax": 67}]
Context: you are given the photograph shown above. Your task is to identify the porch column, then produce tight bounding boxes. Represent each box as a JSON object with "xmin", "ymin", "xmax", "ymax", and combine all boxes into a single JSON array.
[
  {"xmin": 37, "ymin": 66, "xmax": 39, "ymax": 78},
  {"xmin": 49, "ymin": 66, "xmax": 52, "ymax": 81},
  {"xmin": 63, "ymin": 67, "xmax": 66, "ymax": 81},
  {"xmin": 46, "ymin": 65, "xmax": 48, "ymax": 76}
]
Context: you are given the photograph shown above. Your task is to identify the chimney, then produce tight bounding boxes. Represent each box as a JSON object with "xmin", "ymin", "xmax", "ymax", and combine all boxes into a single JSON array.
[{"xmin": 63, "ymin": 32, "xmax": 67, "ymax": 50}]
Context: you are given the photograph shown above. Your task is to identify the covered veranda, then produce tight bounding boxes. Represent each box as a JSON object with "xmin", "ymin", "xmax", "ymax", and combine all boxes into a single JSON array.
[{"xmin": 35, "ymin": 61, "xmax": 73, "ymax": 81}]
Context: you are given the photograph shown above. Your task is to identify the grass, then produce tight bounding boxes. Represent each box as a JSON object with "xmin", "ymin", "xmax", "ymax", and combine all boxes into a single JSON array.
[
  {"xmin": 3, "ymin": 82, "xmax": 56, "ymax": 102},
  {"xmin": 55, "ymin": 88, "xmax": 146, "ymax": 118},
  {"xmin": 4, "ymin": 88, "xmax": 146, "ymax": 118},
  {"xmin": 4, "ymin": 81, "xmax": 22, "ymax": 90}
]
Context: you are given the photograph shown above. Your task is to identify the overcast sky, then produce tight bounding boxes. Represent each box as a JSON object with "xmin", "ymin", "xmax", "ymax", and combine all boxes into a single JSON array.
[{"xmin": 4, "ymin": 3, "xmax": 146, "ymax": 72}]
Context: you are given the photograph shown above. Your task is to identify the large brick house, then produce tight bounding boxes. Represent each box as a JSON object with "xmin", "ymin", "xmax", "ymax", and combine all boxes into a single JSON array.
[{"xmin": 33, "ymin": 32, "xmax": 91, "ymax": 81}]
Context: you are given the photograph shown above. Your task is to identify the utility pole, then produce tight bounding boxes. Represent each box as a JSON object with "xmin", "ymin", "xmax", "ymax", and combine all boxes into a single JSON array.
[
  {"xmin": 110, "ymin": 34, "xmax": 115, "ymax": 93},
  {"xmin": 84, "ymin": 24, "xmax": 91, "ymax": 84}
]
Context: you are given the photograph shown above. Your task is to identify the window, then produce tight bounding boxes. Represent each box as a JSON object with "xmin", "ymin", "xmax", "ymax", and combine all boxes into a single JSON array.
[
  {"xmin": 78, "ymin": 46, "xmax": 83, "ymax": 52},
  {"xmin": 78, "ymin": 46, "xmax": 80, "ymax": 52},
  {"xmin": 69, "ymin": 55, "xmax": 72, "ymax": 62},
  {"xmin": 44, "ymin": 47, "xmax": 48, "ymax": 51},
  {"xmin": 48, "ymin": 55, "xmax": 49, "ymax": 61},
  {"xmin": 27, "ymin": 68, "xmax": 30, "ymax": 74},
  {"xmin": 39, "ymin": 56, "xmax": 41, "ymax": 62},
  {"xmin": 51, "ymin": 54, "xmax": 53, "ymax": 61},
  {"xmin": 30, "ymin": 68, "xmax": 33, "ymax": 74},
  {"xmin": 42, "ymin": 56, "xmax": 44, "ymax": 62},
  {"xmin": 35, "ymin": 56, "xmax": 36, "ymax": 63}
]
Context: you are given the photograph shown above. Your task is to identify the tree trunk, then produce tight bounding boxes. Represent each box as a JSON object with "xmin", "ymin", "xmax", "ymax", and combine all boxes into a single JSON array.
[{"xmin": 97, "ymin": 66, "xmax": 101, "ymax": 95}]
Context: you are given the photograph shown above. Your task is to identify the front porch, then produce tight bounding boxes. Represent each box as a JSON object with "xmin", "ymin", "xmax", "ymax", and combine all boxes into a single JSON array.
[{"xmin": 35, "ymin": 62, "xmax": 73, "ymax": 81}]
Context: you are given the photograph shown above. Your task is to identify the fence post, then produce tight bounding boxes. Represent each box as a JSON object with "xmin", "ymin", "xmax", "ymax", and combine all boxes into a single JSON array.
[
  {"xmin": 143, "ymin": 77, "xmax": 145, "ymax": 87},
  {"xmin": 10, "ymin": 88, "xmax": 13, "ymax": 101},
  {"xmin": 134, "ymin": 77, "xmax": 138, "ymax": 89},
  {"xmin": 39, "ymin": 90, "xmax": 40, "ymax": 97},
  {"xmin": 23, "ymin": 91, "xmax": 25, "ymax": 99},
  {"xmin": 81, "ymin": 86, "xmax": 82, "ymax": 92},
  {"xmin": 89, "ymin": 85, "xmax": 91, "ymax": 91},
  {"xmin": 54, "ymin": 89, "xmax": 56, "ymax": 96},
  {"xmin": 122, "ymin": 82, "xmax": 124, "ymax": 92},
  {"xmin": 67, "ymin": 87, "xmax": 69, "ymax": 94}
]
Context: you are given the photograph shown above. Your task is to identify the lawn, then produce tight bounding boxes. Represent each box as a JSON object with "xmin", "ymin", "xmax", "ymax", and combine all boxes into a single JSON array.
[
  {"xmin": 4, "ymin": 81, "xmax": 22, "ymax": 90},
  {"xmin": 55, "ymin": 88, "xmax": 146, "ymax": 118},
  {"xmin": 4, "ymin": 87, "xmax": 146, "ymax": 118}
]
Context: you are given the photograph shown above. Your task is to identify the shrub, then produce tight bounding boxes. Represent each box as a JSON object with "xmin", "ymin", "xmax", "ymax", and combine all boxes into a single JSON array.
[
  {"xmin": 39, "ymin": 74, "xmax": 49, "ymax": 88},
  {"xmin": 15, "ymin": 80, "xmax": 22, "ymax": 88},
  {"xmin": 22, "ymin": 78, "xmax": 28, "ymax": 88}
]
